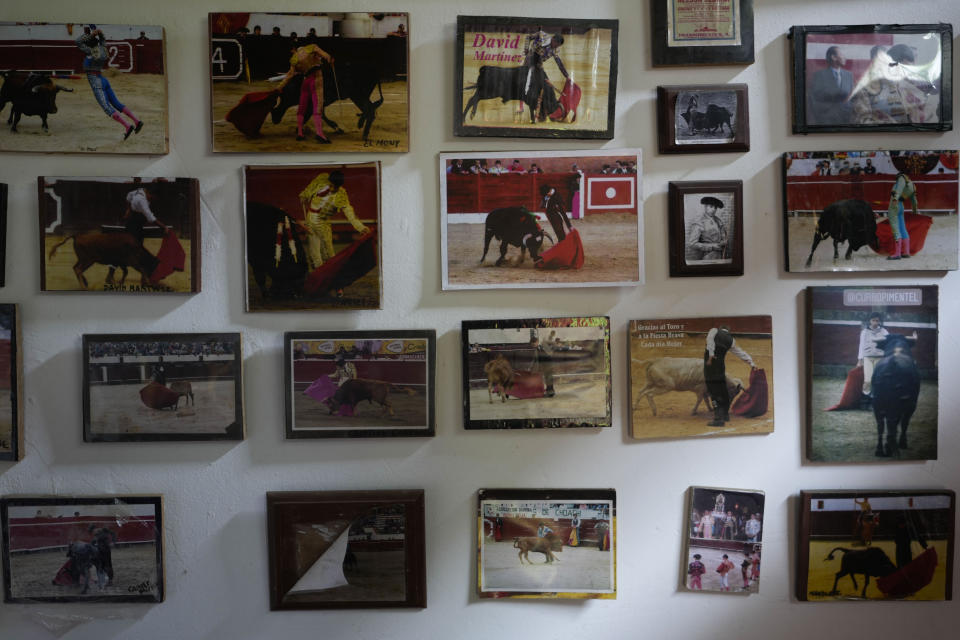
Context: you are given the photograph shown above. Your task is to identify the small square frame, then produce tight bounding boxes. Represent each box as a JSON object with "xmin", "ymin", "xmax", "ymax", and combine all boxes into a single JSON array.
[
  {"xmin": 657, "ymin": 85, "xmax": 749, "ymax": 154},
  {"xmin": 669, "ymin": 181, "xmax": 744, "ymax": 277},
  {"xmin": 651, "ymin": 0, "xmax": 755, "ymax": 66}
]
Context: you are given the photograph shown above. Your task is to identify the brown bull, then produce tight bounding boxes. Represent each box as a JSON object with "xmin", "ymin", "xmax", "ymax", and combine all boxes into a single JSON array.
[
  {"xmin": 513, "ymin": 533, "xmax": 563, "ymax": 564},
  {"xmin": 48, "ymin": 232, "xmax": 159, "ymax": 290},
  {"xmin": 324, "ymin": 378, "xmax": 416, "ymax": 417},
  {"xmin": 484, "ymin": 353, "xmax": 514, "ymax": 403}
]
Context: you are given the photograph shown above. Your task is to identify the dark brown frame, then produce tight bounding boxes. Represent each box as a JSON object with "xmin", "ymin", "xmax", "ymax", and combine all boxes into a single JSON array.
[
  {"xmin": 477, "ymin": 488, "xmax": 616, "ymax": 598},
  {"xmin": 0, "ymin": 304, "xmax": 22, "ymax": 461},
  {"xmin": 267, "ymin": 490, "xmax": 426, "ymax": 610},
  {"xmin": 0, "ymin": 183, "xmax": 6, "ymax": 287},
  {"xmin": 789, "ymin": 24, "xmax": 953, "ymax": 134},
  {"xmin": 37, "ymin": 177, "xmax": 201, "ymax": 293},
  {"xmin": 455, "ymin": 16, "xmax": 619, "ymax": 139},
  {"xmin": 82, "ymin": 332, "xmax": 244, "ymax": 442},
  {"xmin": 668, "ymin": 181, "xmax": 744, "ymax": 277},
  {"xmin": 657, "ymin": 85, "xmax": 749, "ymax": 154},
  {"xmin": 651, "ymin": 0, "xmax": 754, "ymax": 66},
  {"xmin": 1, "ymin": 495, "xmax": 164, "ymax": 603},
  {"xmin": 797, "ymin": 489, "xmax": 955, "ymax": 601},
  {"xmin": 283, "ymin": 330, "xmax": 436, "ymax": 439},
  {"xmin": 461, "ymin": 317, "xmax": 612, "ymax": 430}
]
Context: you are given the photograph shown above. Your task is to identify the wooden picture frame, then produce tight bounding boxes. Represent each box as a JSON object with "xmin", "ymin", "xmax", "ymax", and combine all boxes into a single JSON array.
[
  {"xmin": 806, "ymin": 285, "xmax": 939, "ymax": 462},
  {"xmin": 0, "ymin": 22, "xmax": 169, "ymax": 155},
  {"xmin": 38, "ymin": 177, "xmax": 201, "ymax": 293},
  {"xmin": 284, "ymin": 330, "xmax": 436, "ymax": 439},
  {"xmin": 461, "ymin": 316, "xmax": 611, "ymax": 430},
  {"xmin": 782, "ymin": 150, "xmax": 959, "ymax": 272},
  {"xmin": 267, "ymin": 490, "xmax": 426, "ymax": 609},
  {"xmin": 0, "ymin": 304, "xmax": 22, "ymax": 461},
  {"xmin": 82, "ymin": 333, "xmax": 244, "ymax": 442},
  {"xmin": 477, "ymin": 488, "xmax": 616, "ymax": 599},
  {"xmin": 1, "ymin": 495, "xmax": 164, "ymax": 603},
  {"xmin": 628, "ymin": 316, "xmax": 773, "ymax": 440},
  {"xmin": 651, "ymin": 1, "xmax": 754, "ymax": 66},
  {"xmin": 798, "ymin": 490, "xmax": 955, "ymax": 601},
  {"xmin": 669, "ymin": 181, "xmax": 744, "ymax": 277},
  {"xmin": 455, "ymin": 16, "xmax": 619, "ymax": 139},
  {"xmin": 657, "ymin": 85, "xmax": 749, "ymax": 154},
  {"xmin": 440, "ymin": 149, "xmax": 642, "ymax": 289},
  {"xmin": 210, "ymin": 12, "xmax": 409, "ymax": 153},
  {"xmin": 682, "ymin": 486, "xmax": 765, "ymax": 594},
  {"xmin": 789, "ymin": 24, "xmax": 953, "ymax": 134},
  {"xmin": 243, "ymin": 162, "xmax": 382, "ymax": 312}
]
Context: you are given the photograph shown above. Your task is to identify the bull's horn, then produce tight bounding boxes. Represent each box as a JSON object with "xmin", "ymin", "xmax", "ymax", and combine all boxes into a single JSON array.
[
  {"xmin": 56, "ymin": 85, "xmax": 74, "ymax": 92},
  {"xmin": 542, "ymin": 232, "xmax": 554, "ymax": 244}
]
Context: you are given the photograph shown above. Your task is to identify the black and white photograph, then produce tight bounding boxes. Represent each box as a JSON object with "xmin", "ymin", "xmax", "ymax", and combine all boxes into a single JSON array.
[
  {"xmin": 675, "ymin": 89, "xmax": 737, "ymax": 145},
  {"xmin": 1, "ymin": 496, "xmax": 164, "ymax": 603},
  {"xmin": 82, "ymin": 333, "xmax": 243, "ymax": 442},
  {"xmin": 669, "ymin": 181, "xmax": 743, "ymax": 276},
  {"xmin": 478, "ymin": 489, "xmax": 615, "ymax": 599},
  {"xmin": 683, "ymin": 487, "xmax": 764, "ymax": 594}
]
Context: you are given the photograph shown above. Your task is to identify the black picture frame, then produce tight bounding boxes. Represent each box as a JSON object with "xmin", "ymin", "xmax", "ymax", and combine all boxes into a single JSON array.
[
  {"xmin": 789, "ymin": 24, "xmax": 953, "ymax": 134},
  {"xmin": 1, "ymin": 495, "xmax": 165, "ymax": 604},
  {"xmin": 82, "ymin": 333, "xmax": 244, "ymax": 442},
  {"xmin": 0, "ymin": 183, "xmax": 7, "ymax": 287},
  {"xmin": 461, "ymin": 317, "xmax": 612, "ymax": 430},
  {"xmin": 283, "ymin": 330, "xmax": 436, "ymax": 439},
  {"xmin": 668, "ymin": 181, "xmax": 744, "ymax": 277},
  {"xmin": 455, "ymin": 15, "xmax": 619, "ymax": 139},
  {"xmin": 267, "ymin": 489, "xmax": 427, "ymax": 610},
  {"xmin": 651, "ymin": 0, "xmax": 754, "ymax": 66},
  {"xmin": 0, "ymin": 304, "xmax": 22, "ymax": 461},
  {"xmin": 657, "ymin": 85, "xmax": 749, "ymax": 154},
  {"xmin": 797, "ymin": 489, "xmax": 955, "ymax": 601}
]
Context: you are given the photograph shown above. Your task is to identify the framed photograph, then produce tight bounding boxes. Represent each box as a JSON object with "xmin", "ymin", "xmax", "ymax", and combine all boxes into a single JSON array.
[
  {"xmin": 244, "ymin": 163, "xmax": 381, "ymax": 311},
  {"xmin": 798, "ymin": 490, "xmax": 955, "ymax": 601},
  {"xmin": 783, "ymin": 150, "xmax": 958, "ymax": 272},
  {"xmin": 462, "ymin": 317, "xmax": 611, "ymax": 430},
  {"xmin": 455, "ymin": 16, "xmax": 618, "ymax": 139},
  {"xmin": 478, "ymin": 488, "xmax": 615, "ymax": 599},
  {"xmin": 683, "ymin": 487, "xmax": 764, "ymax": 594},
  {"xmin": 651, "ymin": 0, "xmax": 754, "ymax": 66},
  {"xmin": 806, "ymin": 286, "xmax": 938, "ymax": 462},
  {"xmin": 0, "ymin": 22, "xmax": 168, "ymax": 154},
  {"xmin": 668, "ymin": 181, "xmax": 743, "ymax": 277},
  {"xmin": 82, "ymin": 333, "xmax": 243, "ymax": 442},
  {"xmin": 0, "ymin": 304, "xmax": 22, "ymax": 461},
  {"xmin": 267, "ymin": 490, "xmax": 426, "ymax": 609},
  {"xmin": 440, "ymin": 150, "xmax": 642, "ymax": 289},
  {"xmin": 0, "ymin": 496, "xmax": 164, "ymax": 603},
  {"xmin": 790, "ymin": 24, "xmax": 953, "ymax": 133},
  {"xmin": 284, "ymin": 331, "xmax": 435, "ymax": 439},
  {"xmin": 210, "ymin": 12, "xmax": 409, "ymax": 152},
  {"xmin": 38, "ymin": 177, "xmax": 200, "ymax": 293},
  {"xmin": 657, "ymin": 85, "xmax": 749, "ymax": 153},
  {"xmin": 628, "ymin": 316, "xmax": 773, "ymax": 440},
  {"xmin": 0, "ymin": 183, "xmax": 6, "ymax": 286}
]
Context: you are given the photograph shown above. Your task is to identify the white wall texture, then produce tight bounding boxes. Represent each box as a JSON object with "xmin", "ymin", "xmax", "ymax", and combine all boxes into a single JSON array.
[{"xmin": 0, "ymin": 0, "xmax": 958, "ymax": 638}]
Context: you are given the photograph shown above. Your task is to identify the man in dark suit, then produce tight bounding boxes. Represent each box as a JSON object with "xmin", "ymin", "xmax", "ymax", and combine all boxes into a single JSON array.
[{"xmin": 809, "ymin": 46, "xmax": 853, "ymax": 125}]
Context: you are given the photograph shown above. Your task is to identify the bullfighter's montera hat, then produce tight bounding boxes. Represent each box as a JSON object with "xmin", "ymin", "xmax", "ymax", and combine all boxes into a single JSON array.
[{"xmin": 700, "ymin": 196, "xmax": 724, "ymax": 208}]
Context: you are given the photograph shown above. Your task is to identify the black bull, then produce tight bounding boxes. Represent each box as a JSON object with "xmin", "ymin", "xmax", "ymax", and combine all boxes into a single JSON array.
[
  {"xmin": 805, "ymin": 199, "xmax": 878, "ymax": 266},
  {"xmin": 270, "ymin": 59, "xmax": 384, "ymax": 142},
  {"xmin": 481, "ymin": 207, "xmax": 552, "ymax": 266},
  {"xmin": 0, "ymin": 71, "xmax": 73, "ymax": 132},
  {"xmin": 825, "ymin": 547, "xmax": 897, "ymax": 597},
  {"xmin": 462, "ymin": 65, "xmax": 560, "ymax": 124},
  {"xmin": 872, "ymin": 334, "xmax": 921, "ymax": 457},
  {"xmin": 246, "ymin": 202, "xmax": 309, "ymax": 300}
]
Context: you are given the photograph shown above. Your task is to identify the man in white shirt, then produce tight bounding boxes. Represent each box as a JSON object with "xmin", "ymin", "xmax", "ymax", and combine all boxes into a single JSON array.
[{"xmin": 124, "ymin": 187, "xmax": 168, "ymax": 245}]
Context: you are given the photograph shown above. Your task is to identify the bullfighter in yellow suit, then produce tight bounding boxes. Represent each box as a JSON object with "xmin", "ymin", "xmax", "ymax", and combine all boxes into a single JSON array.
[{"xmin": 298, "ymin": 170, "xmax": 370, "ymax": 279}]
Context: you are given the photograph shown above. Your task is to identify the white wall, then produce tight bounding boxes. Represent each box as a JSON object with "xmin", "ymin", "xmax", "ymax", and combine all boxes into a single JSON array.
[{"xmin": 0, "ymin": 0, "xmax": 958, "ymax": 638}]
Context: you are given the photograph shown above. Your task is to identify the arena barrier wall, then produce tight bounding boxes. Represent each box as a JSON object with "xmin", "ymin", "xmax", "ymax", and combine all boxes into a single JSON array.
[
  {"xmin": 485, "ymin": 517, "xmax": 607, "ymax": 546},
  {"xmin": 786, "ymin": 174, "xmax": 958, "ymax": 214},
  {"xmin": 293, "ymin": 359, "xmax": 426, "ymax": 385},
  {"xmin": 87, "ymin": 360, "xmax": 236, "ymax": 385},
  {"xmin": 0, "ymin": 39, "xmax": 164, "ymax": 74},
  {"xmin": 807, "ymin": 509, "xmax": 952, "ymax": 540},
  {"xmin": 8, "ymin": 516, "xmax": 157, "ymax": 552}
]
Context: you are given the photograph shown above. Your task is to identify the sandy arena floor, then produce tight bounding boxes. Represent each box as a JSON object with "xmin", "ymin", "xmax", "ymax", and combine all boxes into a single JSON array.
[
  {"xmin": 8, "ymin": 544, "xmax": 160, "ymax": 600},
  {"xmin": 0, "ymin": 393, "xmax": 12, "ymax": 453},
  {"xmin": 481, "ymin": 540, "xmax": 613, "ymax": 593},
  {"xmin": 212, "ymin": 80, "xmax": 408, "ymax": 152},
  {"xmin": 630, "ymin": 337, "xmax": 773, "ymax": 439},
  {"xmin": 809, "ymin": 378, "xmax": 938, "ymax": 462},
  {"xmin": 460, "ymin": 28, "xmax": 611, "ymax": 133},
  {"xmin": 446, "ymin": 213, "xmax": 639, "ymax": 287},
  {"xmin": 468, "ymin": 376, "xmax": 608, "ymax": 424},
  {"xmin": 44, "ymin": 234, "xmax": 194, "ymax": 293},
  {"xmin": 292, "ymin": 385, "xmax": 428, "ymax": 430},
  {"xmin": 804, "ymin": 539, "xmax": 949, "ymax": 600},
  {"xmin": 787, "ymin": 215, "xmax": 958, "ymax": 271},
  {"xmin": 0, "ymin": 73, "xmax": 167, "ymax": 154},
  {"xmin": 88, "ymin": 380, "xmax": 236, "ymax": 435}
]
